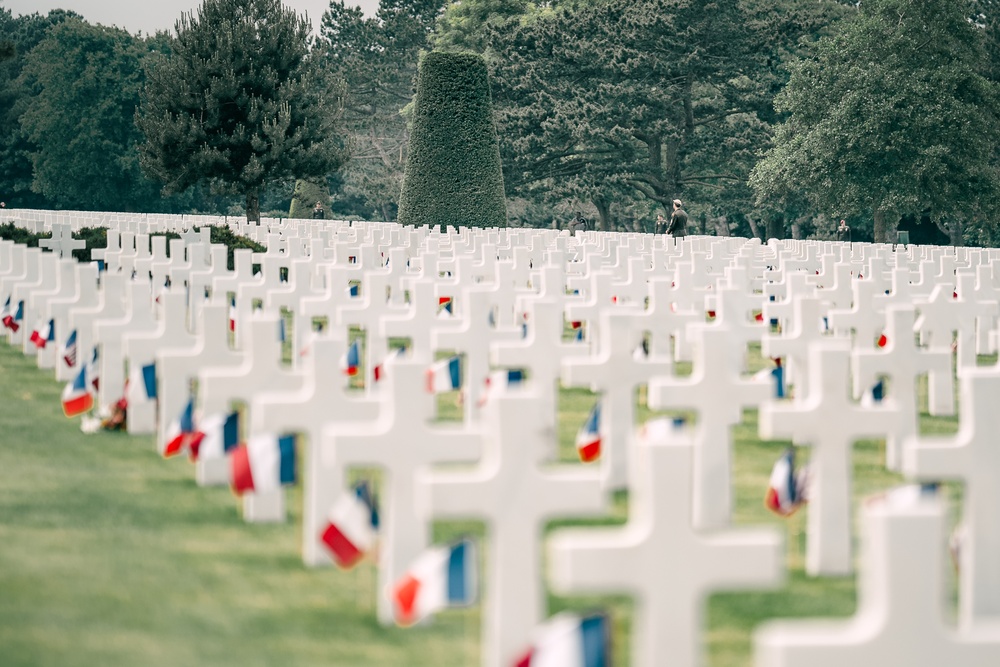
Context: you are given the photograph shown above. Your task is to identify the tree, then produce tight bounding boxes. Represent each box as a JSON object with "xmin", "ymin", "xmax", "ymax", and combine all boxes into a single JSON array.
[
  {"xmin": 319, "ymin": 0, "xmax": 446, "ymax": 221},
  {"xmin": 431, "ymin": 0, "xmax": 532, "ymax": 53},
  {"xmin": 750, "ymin": 0, "xmax": 1000, "ymax": 244},
  {"xmin": 136, "ymin": 0, "xmax": 346, "ymax": 222},
  {"xmin": 17, "ymin": 19, "xmax": 162, "ymax": 211},
  {"xmin": 486, "ymin": 0, "xmax": 803, "ymax": 231},
  {"xmin": 398, "ymin": 51, "xmax": 507, "ymax": 228}
]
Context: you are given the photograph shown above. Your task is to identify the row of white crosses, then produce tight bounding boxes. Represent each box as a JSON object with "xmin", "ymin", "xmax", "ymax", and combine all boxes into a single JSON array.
[{"xmin": 4, "ymin": 211, "xmax": 1000, "ymax": 664}]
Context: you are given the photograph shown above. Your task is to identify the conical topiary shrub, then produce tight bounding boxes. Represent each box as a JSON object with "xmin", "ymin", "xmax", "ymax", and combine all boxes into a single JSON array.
[
  {"xmin": 398, "ymin": 51, "xmax": 507, "ymax": 229},
  {"xmin": 288, "ymin": 178, "xmax": 331, "ymax": 219}
]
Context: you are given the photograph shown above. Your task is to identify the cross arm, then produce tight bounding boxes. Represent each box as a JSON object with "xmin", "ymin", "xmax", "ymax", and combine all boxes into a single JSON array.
[{"xmin": 547, "ymin": 527, "xmax": 646, "ymax": 595}]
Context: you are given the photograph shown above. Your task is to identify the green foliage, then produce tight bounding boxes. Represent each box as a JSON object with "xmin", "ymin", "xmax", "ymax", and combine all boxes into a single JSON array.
[
  {"xmin": 136, "ymin": 0, "xmax": 348, "ymax": 222},
  {"xmin": 288, "ymin": 179, "xmax": 330, "ymax": 218},
  {"xmin": 485, "ymin": 0, "xmax": 834, "ymax": 230},
  {"xmin": 0, "ymin": 222, "xmax": 42, "ymax": 247},
  {"xmin": 319, "ymin": 0, "xmax": 447, "ymax": 221},
  {"xmin": 431, "ymin": 0, "xmax": 531, "ymax": 53},
  {"xmin": 71, "ymin": 227, "xmax": 109, "ymax": 263},
  {"xmin": 750, "ymin": 0, "xmax": 1000, "ymax": 244},
  {"xmin": 208, "ymin": 224, "xmax": 267, "ymax": 271},
  {"xmin": 398, "ymin": 51, "xmax": 507, "ymax": 229},
  {"xmin": 17, "ymin": 19, "xmax": 163, "ymax": 211}
]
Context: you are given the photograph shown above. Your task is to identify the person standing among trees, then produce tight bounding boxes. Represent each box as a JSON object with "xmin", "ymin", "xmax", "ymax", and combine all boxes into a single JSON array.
[
  {"xmin": 836, "ymin": 219, "xmax": 851, "ymax": 243},
  {"xmin": 655, "ymin": 213, "xmax": 668, "ymax": 234},
  {"xmin": 312, "ymin": 201, "xmax": 325, "ymax": 219},
  {"xmin": 667, "ymin": 199, "xmax": 688, "ymax": 237},
  {"xmin": 568, "ymin": 211, "xmax": 589, "ymax": 232}
]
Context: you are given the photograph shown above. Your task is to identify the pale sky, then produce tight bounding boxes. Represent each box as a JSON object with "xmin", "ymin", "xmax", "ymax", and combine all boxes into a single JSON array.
[{"xmin": 5, "ymin": 0, "xmax": 380, "ymax": 35}]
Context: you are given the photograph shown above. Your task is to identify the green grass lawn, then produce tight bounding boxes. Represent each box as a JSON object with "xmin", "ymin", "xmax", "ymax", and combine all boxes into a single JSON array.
[{"xmin": 0, "ymin": 340, "xmax": 964, "ymax": 666}]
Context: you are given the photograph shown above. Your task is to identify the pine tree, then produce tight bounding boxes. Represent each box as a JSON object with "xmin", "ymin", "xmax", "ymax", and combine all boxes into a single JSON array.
[
  {"xmin": 136, "ymin": 0, "xmax": 346, "ymax": 222},
  {"xmin": 397, "ymin": 51, "xmax": 506, "ymax": 229}
]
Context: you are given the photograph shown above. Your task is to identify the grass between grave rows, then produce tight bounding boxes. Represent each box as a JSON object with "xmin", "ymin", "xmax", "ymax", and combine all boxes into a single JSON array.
[{"xmin": 0, "ymin": 340, "xmax": 965, "ymax": 666}]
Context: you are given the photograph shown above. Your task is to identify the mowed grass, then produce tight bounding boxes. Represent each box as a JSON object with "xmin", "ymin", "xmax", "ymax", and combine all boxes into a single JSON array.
[{"xmin": 0, "ymin": 339, "xmax": 965, "ymax": 666}]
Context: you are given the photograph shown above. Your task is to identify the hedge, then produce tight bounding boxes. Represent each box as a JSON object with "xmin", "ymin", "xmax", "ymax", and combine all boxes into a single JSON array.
[{"xmin": 397, "ymin": 51, "xmax": 507, "ymax": 229}]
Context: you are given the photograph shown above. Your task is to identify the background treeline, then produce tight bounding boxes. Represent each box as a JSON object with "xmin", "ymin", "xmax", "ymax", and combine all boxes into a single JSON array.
[{"xmin": 2, "ymin": 0, "xmax": 1000, "ymax": 244}]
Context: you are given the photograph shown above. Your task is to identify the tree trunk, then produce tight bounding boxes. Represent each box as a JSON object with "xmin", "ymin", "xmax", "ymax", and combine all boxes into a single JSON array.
[
  {"xmin": 713, "ymin": 215, "xmax": 730, "ymax": 237},
  {"xmin": 934, "ymin": 218, "xmax": 964, "ymax": 247},
  {"xmin": 873, "ymin": 208, "xmax": 887, "ymax": 243},
  {"xmin": 245, "ymin": 190, "xmax": 261, "ymax": 223},
  {"xmin": 593, "ymin": 197, "xmax": 613, "ymax": 232},
  {"xmin": 765, "ymin": 213, "xmax": 784, "ymax": 240},
  {"xmin": 747, "ymin": 216, "xmax": 763, "ymax": 241}
]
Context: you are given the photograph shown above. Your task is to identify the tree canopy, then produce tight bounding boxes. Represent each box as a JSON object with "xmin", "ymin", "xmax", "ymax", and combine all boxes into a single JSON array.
[
  {"xmin": 136, "ymin": 0, "xmax": 347, "ymax": 221},
  {"xmin": 750, "ymin": 0, "xmax": 1000, "ymax": 244}
]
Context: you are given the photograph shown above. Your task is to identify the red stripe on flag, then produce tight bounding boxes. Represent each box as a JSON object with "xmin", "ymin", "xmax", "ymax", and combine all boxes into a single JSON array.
[
  {"xmin": 320, "ymin": 523, "xmax": 364, "ymax": 570},
  {"xmin": 230, "ymin": 444, "xmax": 255, "ymax": 495},
  {"xmin": 393, "ymin": 574, "xmax": 421, "ymax": 627},
  {"xmin": 163, "ymin": 434, "xmax": 187, "ymax": 459},
  {"xmin": 513, "ymin": 650, "xmax": 534, "ymax": 667},
  {"xmin": 877, "ymin": 334, "xmax": 888, "ymax": 348},
  {"xmin": 62, "ymin": 393, "xmax": 93, "ymax": 418},
  {"xmin": 187, "ymin": 432, "xmax": 206, "ymax": 462},
  {"xmin": 578, "ymin": 439, "xmax": 601, "ymax": 463}
]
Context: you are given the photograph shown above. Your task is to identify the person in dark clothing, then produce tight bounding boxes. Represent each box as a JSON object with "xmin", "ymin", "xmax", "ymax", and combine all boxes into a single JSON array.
[
  {"xmin": 569, "ymin": 211, "xmax": 589, "ymax": 232},
  {"xmin": 667, "ymin": 199, "xmax": 688, "ymax": 237},
  {"xmin": 312, "ymin": 202, "xmax": 325, "ymax": 219},
  {"xmin": 655, "ymin": 213, "xmax": 669, "ymax": 234},
  {"xmin": 836, "ymin": 219, "xmax": 851, "ymax": 243}
]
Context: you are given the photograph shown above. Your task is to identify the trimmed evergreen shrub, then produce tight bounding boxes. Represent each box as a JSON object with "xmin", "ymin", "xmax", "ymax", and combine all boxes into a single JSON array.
[
  {"xmin": 398, "ymin": 51, "xmax": 507, "ymax": 229},
  {"xmin": 0, "ymin": 223, "xmax": 43, "ymax": 248},
  {"xmin": 288, "ymin": 179, "xmax": 331, "ymax": 219}
]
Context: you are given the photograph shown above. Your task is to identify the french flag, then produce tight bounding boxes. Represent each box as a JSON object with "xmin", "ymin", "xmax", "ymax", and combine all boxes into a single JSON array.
[
  {"xmin": 230, "ymin": 433, "xmax": 296, "ymax": 496},
  {"xmin": 515, "ymin": 612, "xmax": 610, "ymax": 667},
  {"xmin": 320, "ymin": 480, "xmax": 380, "ymax": 569},
  {"xmin": 438, "ymin": 296, "xmax": 454, "ymax": 317},
  {"xmin": 163, "ymin": 398, "xmax": 198, "ymax": 458},
  {"xmin": 61, "ymin": 366, "xmax": 94, "ymax": 418},
  {"xmin": 341, "ymin": 339, "xmax": 361, "ymax": 376},
  {"xmin": 373, "ymin": 347, "xmax": 405, "ymax": 383},
  {"xmin": 228, "ymin": 297, "xmax": 237, "ymax": 332},
  {"xmin": 576, "ymin": 401, "xmax": 601, "ymax": 463},
  {"xmin": 130, "ymin": 362, "xmax": 157, "ymax": 402},
  {"xmin": 345, "ymin": 284, "xmax": 359, "ymax": 298},
  {"xmin": 1, "ymin": 296, "xmax": 18, "ymax": 332},
  {"xmin": 30, "ymin": 318, "xmax": 55, "ymax": 349},
  {"xmin": 191, "ymin": 411, "xmax": 240, "ymax": 461},
  {"xmin": 62, "ymin": 329, "xmax": 78, "ymax": 367},
  {"xmin": 479, "ymin": 369, "xmax": 524, "ymax": 406},
  {"xmin": 391, "ymin": 538, "xmax": 477, "ymax": 627},
  {"xmin": 426, "ymin": 356, "xmax": 462, "ymax": 393},
  {"xmin": 753, "ymin": 358, "xmax": 785, "ymax": 399},
  {"xmin": 85, "ymin": 347, "xmax": 100, "ymax": 391},
  {"xmin": 765, "ymin": 448, "xmax": 804, "ymax": 517}
]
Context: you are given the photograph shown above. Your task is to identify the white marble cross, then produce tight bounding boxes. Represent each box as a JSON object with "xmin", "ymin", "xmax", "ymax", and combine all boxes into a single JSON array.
[
  {"xmin": 549, "ymin": 418, "xmax": 784, "ymax": 667},
  {"xmin": 39, "ymin": 222, "xmax": 86, "ymax": 259},
  {"xmin": 649, "ymin": 326, "xmax": 772, "ymax": 529},
  {"xmin": 563, "ymin": 308, "xmax": 671, "ymax": 490},
  {"xmin": 852, "ymin": 305, "xmax": 951, "ymax": 470},
  {"xmin": 420, "ymin": 382, "xmax": 606, "ymax": 667},
  {"xmin": 904, "ymin": 368, "xmax": 1000, "ymax": 628},
  {"xmin": 755, "ymin": 488, "xmax": 1000, "ymax": 666},
  {"xmin": 323, "ymin": 356, "xmax": 480, "ymax": 624},
  {"xmin": 760, "ymin": 340, "xmax": 901, "ymax": 576},
  {"xmin": 250, "ymin": 334, "xmax": 379, "ymax": 567}
]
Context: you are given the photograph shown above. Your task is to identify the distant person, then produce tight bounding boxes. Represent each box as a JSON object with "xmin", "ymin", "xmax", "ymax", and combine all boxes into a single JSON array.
[
  {"xmin": 667, "ymin": 199, "xmax": 688, "ymax": 237},
  {"xmin": 655, "ymin": 213, "xmax": 668, "ymax": 234},
  {"xmin": 568, "ymin": 211, "xmax": 589, "ymax": 232},
  {"xmin": 312, "ymin": 201, "xmax": 325, "ymax": 219},
  {"xmin": 836, "ymin": 219, "xmax": 851, "ymax": 243}
]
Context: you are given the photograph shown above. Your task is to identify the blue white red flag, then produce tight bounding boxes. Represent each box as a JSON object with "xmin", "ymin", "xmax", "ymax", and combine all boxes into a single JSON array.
[
  {"xmin": 437, "ymin": 296, "xmax": 454, "ymax": 318},
  {"xmin": 754, "ymin": 358, "xmax": 785, "ymax": 398},
  {"xmin": 320, "ymin": 480, "xmax": 380, "ymax": 569},
  {"xmin": 61, "ymin": 365, "xmax": 94, "ymax": 418},
  {"xmin": 228, "ymin": 297, "xmax": 237, "ymax": 332},
  {"xmin": 0, "ymin": 296, "xmax": 17, "ymax": 332},
  {"xmin": 163, "ymin": 398, "xmax": 198, "ymax": 458},
  {"xmin": 391, "ymin": 538, "xmax": 477, "ymax": 627},
  {"xmin": 30, "ymin": 318, "xmax": 55, "ymax": 349},
  {"xmin": 230, "ymin": 433, "xmax": 296, "ymax": 495},
  {"xmin": 514, "ymin": 612, "xmax": 610, "ymax": 667},
  {"xmin": 479, "ymin": 369, "xmax": 524, "ymax": 406},
  {"xmin": 129, "ymin": 362, "xmax": 157, "ymax": 403},
  {"xmin": 765, "ymin": 448, "xmax": 806, "ymax": 516},
  {"xmin": 341, "ymin": 339, "xmax": 361, "ymax": 376},
  {"xmin": 373, "ymin": 347, "xmax": 405, "ymax": 383},
  {"xmin": 426, "ymin": 355, "xmax": 462, "ymax": 393},
  {"xmin": 62, "ymin": 329, "xmax": 78, "ymax": 367},
  {"xmin": 191, "ymin": 411, "xmax": 240, "ymax": 461},
  {"xmin": 576, "ymin": 401, "xmax": 601, "ymax": 463},
  {"xmin": 85, "ymin": 347, "xmax": 100, "ymax": 391}
]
